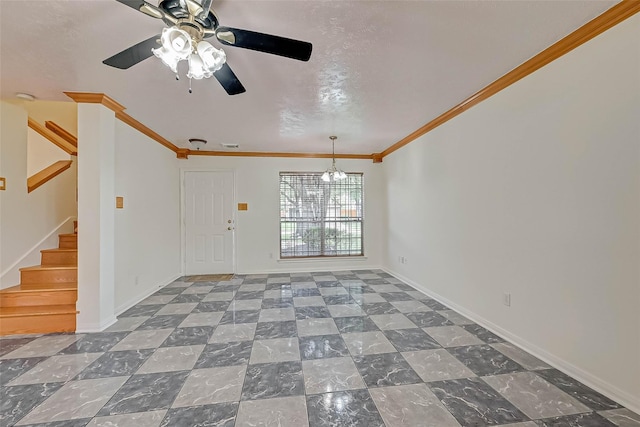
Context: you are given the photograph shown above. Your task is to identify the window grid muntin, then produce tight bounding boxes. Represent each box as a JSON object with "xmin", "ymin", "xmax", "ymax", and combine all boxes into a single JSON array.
[{"xmin": 279, "ymin": 172, "xmax": 363, "ymax": 258}]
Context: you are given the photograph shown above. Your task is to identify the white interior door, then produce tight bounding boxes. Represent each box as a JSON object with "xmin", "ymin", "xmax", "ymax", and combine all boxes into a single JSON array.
[{"xmin": 184, "ymin": 171, "xmax": 234, "ymax": 274}]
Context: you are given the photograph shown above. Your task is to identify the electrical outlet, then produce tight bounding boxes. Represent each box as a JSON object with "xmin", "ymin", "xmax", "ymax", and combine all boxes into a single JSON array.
[{"xmin": 503, "ymin": 292, "xmax": 511, "ymax": 307}]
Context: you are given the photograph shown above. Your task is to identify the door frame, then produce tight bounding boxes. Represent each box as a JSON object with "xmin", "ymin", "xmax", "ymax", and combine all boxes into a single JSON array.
[{"xmin": 180, "ymin": 168, "xmax": 237, "ymax": 276}]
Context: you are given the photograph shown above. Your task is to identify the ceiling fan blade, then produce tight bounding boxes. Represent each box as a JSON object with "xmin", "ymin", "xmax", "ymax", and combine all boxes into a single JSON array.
[
  {"xmin": 213, "ymin": 63, "xmax": 246, "ymax": 95},
  {"xmin": 216, "ymin": 27, "xmax": 312, "ymax": 62},
  {"xmin": 114, "ymin": 0, "xmax": 164, "ymax": 19},
  {"xmin": 103, "ymin": 35, "xmax": 160, "ymax": 69}
]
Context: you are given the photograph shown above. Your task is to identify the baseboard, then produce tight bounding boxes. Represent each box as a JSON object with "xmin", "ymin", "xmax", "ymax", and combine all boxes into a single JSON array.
[
  {"xmin": 383, "ymin": 267, "xmax": 640, "ymax": 415},
  {"xmin": 76, "ymin": 315, "xmax": 117, "ymax": 333},
  {"xmin": 114, "ymin": 273, "xmax": 182, "ymax": 316},
  {"xmin": 0, "ymin": 216, "xmax": 76, "ymax": 289}
]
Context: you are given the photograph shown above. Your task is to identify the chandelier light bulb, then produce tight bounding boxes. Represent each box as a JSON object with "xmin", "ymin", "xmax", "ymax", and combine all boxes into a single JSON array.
[{"xmin": 197, "ymin": 41, "xmax": 226, "ymax": 74}]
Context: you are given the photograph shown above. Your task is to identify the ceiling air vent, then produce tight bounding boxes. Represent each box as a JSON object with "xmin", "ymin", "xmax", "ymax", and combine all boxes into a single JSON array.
[{"xmin": 220, "ymin": 143, "xmax": 239, "ymax": 149}]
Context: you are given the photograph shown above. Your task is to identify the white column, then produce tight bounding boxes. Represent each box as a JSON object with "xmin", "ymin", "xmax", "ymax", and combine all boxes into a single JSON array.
[{"xmin": 76, "ymin": 103, "xmax": 116, "ymax": 331}]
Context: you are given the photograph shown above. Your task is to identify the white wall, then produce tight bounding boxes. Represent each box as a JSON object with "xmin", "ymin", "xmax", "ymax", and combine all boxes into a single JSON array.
[
  {"xmin": 383, "ymin": 15, "xmax": 639, "ymax": 411},
  {"xmin": 27, "ymin": 128, "xmax": 71, "ymax": 177},
  {"xmin": 114, "ymin": 121, "xmax": 181, "ymax": 313},
  {"xmin": 0, "ymin": 101, "xmax": 77, "ymax": 289},
  {"xmin": 183, "ymin": 156, "xmax": 385, "ymax": 274}
]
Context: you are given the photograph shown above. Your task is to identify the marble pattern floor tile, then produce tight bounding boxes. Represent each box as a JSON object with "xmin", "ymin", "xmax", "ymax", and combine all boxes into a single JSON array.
[
  {"xmin": 15, "ymin": 377, "xmax": 128, "ymax": 425},
  {"xmin": 3, "ymin": 269, "xmax": 637, "ymax": 427},
  {"xmin": 249, "ymin": 338, "xmax": 300, "ymax": 364},
  {"xmin": 0, "ymin": 357, "xmax": 47, "ymax": 386},
  {"xmin": 482, "ymin": 371, "xmax": 590, "ymax": 419},
  {"xmin": 178, "ymin": 312, "xmax": 223, "ymax": 328},
  {"xmin": 135, "ymin": 345, "xmax": 204, "ymax": 374},
  {"xmin": 109, "ymin": 329, "xmax": 173, "ymax": 351},
  {"xmin": 75, "ymin": 349, "xmax": 154, "ymax": 380},
  {"xmin": 369, "ymin": 383, "xmax": 461, "ymax": 427},
  {"xmin": 85, "ymin": 410, "xmax": 167, "ymax": 427},
  {"xmin": 353, "ymin": 352, "xmax": 422, "ymax": 388},
  {"xmin": 172, "ymin": 365, "xmax": 246, "ymax": 407},
  {"xmin": 536, "ymin": 412, "xmax": 618, "ymax": 426},
  {"xmin": 598, "ymin": 408, "xmax": 640, "ymax": 427},
  {"xmin": 195, "ymin": 341, "xmax": 253, "ymax": 368},
  {"xmin": 536, "ymin": 369, "xmax": 622, "ymax": 411},
  {"xmin": 429, "ymin": 377, "xmax": 529, "ymax": 426},
  {"xmin": 299, "ymin": 334, "xmax": 350, "ymax": 360},
  {"xmin": 296, "ymin": 318, "xmax": 339, "ymax": 337},
  {"xmin": 342, "ymin": 331, "xmax": 397, "ymax": 356},
  {"xmin": 8, "ymin": 353, "xmax": 102, "ymax": 385},
  {"xmin": 0, "ymin": 383, "xmax": 63, "ymax": 426},
  {"xmin": 1, "ymin": 335, "xmax": 83, "ymax": 359},
  {"xmin": 235, "ymin": 396, "xmax": 308, "ymax": 427},
  {"xmin": 383, "ymin": 328, "xmax": 441, "ymax": 352},
  {"xmin": 209, "ymin": 323, "xmax": 256, "ymax": 343},
  {"xmin": 302, "ymin": 357, "xmax": 365, "ymax": 394},
  {"xmin": 160, "ymin": 402, "xmax": 237, "ymax": 427},
  {"xmin": 491, "ymin": 342, "xmax": 551, "ymax": 371},
  {"xmin": 402, "ymin": 349, "xmax": 476, "ymax": 382},
  {"xmin": 241, "ymin": 361, "xmax": 304, "ymax": 401},
  {"xmin": 423, "ymin": 325, "xmax": 485, "ymax": 348},
  {"xmin": 97, "ymin": 371, "xmax": 190, "ymax": 416},
  {"xmin": 306, "ymin": 389, "xmax": 385, "ymax": 427},
  {"xmin": 448, "ymin": 344, "xmax": 524, "ymax": 376}
]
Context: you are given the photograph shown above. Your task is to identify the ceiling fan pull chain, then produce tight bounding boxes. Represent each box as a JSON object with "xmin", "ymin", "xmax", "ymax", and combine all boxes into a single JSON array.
[
  {"xmin": 175, "ymin": 74, "xmax": 179, "ymax": 81},
  {"xmin": 189, "ymin": 77, "xmax": 193, "ymax": 94}
]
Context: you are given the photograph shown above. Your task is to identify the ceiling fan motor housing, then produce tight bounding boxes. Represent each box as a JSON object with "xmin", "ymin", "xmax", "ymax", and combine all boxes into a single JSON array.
[{"xmin": 159, "ymin": 0, "xmax": 219, "ymax": 32}]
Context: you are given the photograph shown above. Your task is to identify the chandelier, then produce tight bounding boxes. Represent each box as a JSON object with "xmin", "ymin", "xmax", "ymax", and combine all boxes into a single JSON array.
[
  {"xmin": 152, "ymin": 26, "xmax": 226, "ymax": 87},
  {"xmin": 322, "ymin": 136, "xmax": 347, "ymax": 182}
]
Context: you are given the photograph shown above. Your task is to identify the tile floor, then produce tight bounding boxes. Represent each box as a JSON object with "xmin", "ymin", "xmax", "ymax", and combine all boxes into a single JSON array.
[{"xmin": 1, "ymin": 270, "xmax": 639, "ymax": 427}]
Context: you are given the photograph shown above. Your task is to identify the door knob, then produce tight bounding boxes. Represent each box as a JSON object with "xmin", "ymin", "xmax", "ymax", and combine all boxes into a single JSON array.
[
  {"xmin": 227, "ymin": 219, "xmax": 232, "ymax": 223},
  {"xmin": 227, "ymin": 227, "xmax": 232, "ymax": 231}
]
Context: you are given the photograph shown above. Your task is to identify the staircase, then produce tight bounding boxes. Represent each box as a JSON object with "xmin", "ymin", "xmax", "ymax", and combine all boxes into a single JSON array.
[{"xmin": 0, "ymin": 225, "xmax": 78, "ymax": 335}]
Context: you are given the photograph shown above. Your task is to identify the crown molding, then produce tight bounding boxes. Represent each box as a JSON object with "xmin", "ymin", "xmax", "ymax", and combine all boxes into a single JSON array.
[{"xmin": 381, "ymin": 0, "xmax": 640, "ymax": 159}]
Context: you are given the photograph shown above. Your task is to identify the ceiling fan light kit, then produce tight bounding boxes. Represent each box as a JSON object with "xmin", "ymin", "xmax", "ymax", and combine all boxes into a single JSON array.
[{"xmin": 104, "ymin": 0, "xmax": 313, "ymax": 95}]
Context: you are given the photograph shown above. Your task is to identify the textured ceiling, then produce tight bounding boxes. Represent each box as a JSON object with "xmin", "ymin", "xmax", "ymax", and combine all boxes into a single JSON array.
[{"xmin": 0, "ymin": 1, "xmax": 617, "ymax": 155}]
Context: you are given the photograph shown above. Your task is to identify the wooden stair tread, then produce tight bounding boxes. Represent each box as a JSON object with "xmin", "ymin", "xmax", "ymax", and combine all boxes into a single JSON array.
[
  {"xmin": 19, "ymin": 265, "xmax": 77, "ymax": 271},
  {"xmin": 41, "ymin": 248, "xmax": 77, "ymax": 253},
  {"xmin": 0, "ymin": 305, "xmax": 78, "ymax": 317},
  {"xmin": 58, "ymin": 234, "xmax": 77, "ymax": 238},
  {"xmin": 1, "ymin": 283, "xmax": 77, "ymax": 293}
]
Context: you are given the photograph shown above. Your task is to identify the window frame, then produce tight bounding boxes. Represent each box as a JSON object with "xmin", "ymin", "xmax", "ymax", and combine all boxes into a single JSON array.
[{"xmin": 279, "ymin": 171, "xmax": 364, "ymax": 259}]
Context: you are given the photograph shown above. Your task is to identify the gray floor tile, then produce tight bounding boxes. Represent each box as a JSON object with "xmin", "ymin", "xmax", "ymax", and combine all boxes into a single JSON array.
[
  {"xmin": 295, "ymin": 306, "xmax": 331, "ymax": 319},
  {"xmin": 0, "ymin": 383, "xmax": 63, "ymax": 426},
  {"xmin": 250, "ymin": 338, "xmax": 300, "ymax": 364},
  {"xmin": 15, "ymin": 377, "xmax": 128, "ymax": 425},
  {"xmin": 383, "ymin": 328, "xmax": 441, "ymax": 352},
  {"xmin": 0, "ymin": 357, "xmax": 47, "ymax": 386},
  {"xmin": 219, "ymin": 310, "xmax": 260, "ymax": 324},
  {"xmin": 195, "ymin": 341, "xmax": 253, "ymax": 368},
  {"xmin": 438, "ymin": 310, "xmax": 473, "ymax": 325},
  {"xmin": 342, "ymin": 331, "xmax": 397, "ymax": 356},
  {"xmin": 202, "ymin": 292, "xmax": 235, "ymax": 302},
  {"xmin": 160, "ymin": 403, "xmax": 237, "ymax": 427},
  {"xmin": 172, "ymin": 365, "xmax": 246, "ymax": 407},
  {"xmin": 402, "ymin": 349, "xmax": 476, "ymax": 382},
  {"xmin": 258, "ymin": 307, "xmax": 296, "ymax": 323},
  {"xmin": 178, "ymin": 312, "xmax": 223, "ymax": 328},
  {"xmin": 423, "ymin": 326, "xmax": 484, "ymax": 348},
  {"xmin": 110, "ymin": 329, "xmax": 173, "ymax": 351},
  {"xmin": 85, "ymin": 410, "xmax": 167, "ymax": 427},
  {"xmin": 353, "ymin": 352, "xmax": 422, "ymax": 388},
  {"xmin": 461, "ymin": 324, "xmax": 505, "ymax": 343},
  {"xmin": 362, "ymin": 303, "xmax": 401, "ymax": 315},
  {"xmin": 389, "ymin": 300, "xmax": 431, "ymax": 313},
  {"xmin": 293, "ymin": 296, "xmax": 326, "ymax": 307},
  {"xmin": 483, "ymin": 371, "xmax": 590, "ymax": 419},
  {"xmin": 369, "ymin": 313, "xmax": 417, "ymax": 330},
  {"xmin": 536, "ymin": 369, "xmax": 623, "ymax": 411},
  {"xmin": 227, "ymin": 299, "xmax": 263, "ymax": 311},
  {"xmin": 404, "ymin": 312, "xmax": 453, "ymax": 328},
  {"xmin": 195, "ymin": 301, "xmax": 232, "ymax": 313},
  {"xmin": 98, "ymin": 371, "xmax": 190, "ymax": 416},
  {"xmin": 75, "ymin": 349, "xmax": 154, "ymax": 380},
  {"xmin": 491, "ymin": 342, "xmax": 551, "ymax": 370},
  {"xmin": 536, "ymin": 412, "xmax": 618, "ymax": 426},
  {"xmin": 236, "ymin": 396, "xmax": 308, "ymax": 427},
  {"xmin": 369, "ymin": 383, "xmax": 461, "ymax": 427},
  {"xmin": 429, "ymin": 377, "xmax": 529, "ymax": 426},
  {"xmin": 136, "ymin": 345, "xmax": 204, "ymax": 374},
  {"xmin": 334, "ymin": 316, "xmax": 379, "ymax": 334},
  {"xmin": 255, "ymin": 321, "xmax": 298, "ymax": 339},
  {"xmin": 306, "ymin": 389, "xmax": 385, "ymax": 427},
  {"xmin": 448, "ymin": 344, "xmax": 524, "ymax": 376},
  {"xmin": 120, "ymin": 305, "xmax": 163, "ymax": 318},
  {"xmin": 0, "ymin": 338, "xmax": 37, "ymax": 358},
  {"xmin": 160, "ymin": 326, "xmax": 214, "ymax": 347},
  {"xmin": 297, "ymin": 318, "xmax": 339, "ymax": 337},
  {"xmin": 105, "ymin": 317, "xmax": 149, "ymax": 332},
  {"xmin": 241, "ymin": 361, "xmax": 304, "ymax": 401},
  {"xmin": 1, "ymin": 335, "xmax": 83, "ymax": 359},
  {"xmin": 599, "ymin": 408, "xmax": 640, "ymax": 427},
  {"xmin": 327, "ymin": 304, "xmax": 366, "ymax": 317},
  {"xmin": 136, "ymin": 315, "xmax": 188, "ymax": 331},
  {"xmin": 209, "ymin": 323, "xmax": 256, "ymax": 343},
  {"xmin": 9, "ymin": 353, "xmax": 102, "ymax": 385},
  {"xmin": 154, "ymin": 303, "xmax": 198, "ymax": 316},
  {"xmin": 299, "ymin": 335, "xmax": 350, "ymax": 360},
  {"xmin": 302, "ymin": 357, "xmax": 365, "ymax": 394}
]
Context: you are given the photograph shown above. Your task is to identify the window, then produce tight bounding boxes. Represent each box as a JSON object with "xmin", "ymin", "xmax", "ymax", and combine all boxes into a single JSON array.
[{"xmin": 280, "ymin": 172, "xmax": 363, "ymax": 258}]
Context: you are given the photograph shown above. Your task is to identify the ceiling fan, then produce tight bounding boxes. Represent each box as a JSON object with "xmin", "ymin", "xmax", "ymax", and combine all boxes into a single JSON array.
[{"xmin": 103, "ymin": 0, "xmax": 313, "ymax": 95}]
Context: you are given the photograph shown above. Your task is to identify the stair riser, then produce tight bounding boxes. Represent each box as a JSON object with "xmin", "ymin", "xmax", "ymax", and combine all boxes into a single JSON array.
[
  {"xmin": 20, "ymin": 269, "xmax": 77, "ymax": 284},
  {"xmin": 0, "ymin": 313, "xmax": 76, "ymax": 335},
  {"xmin": 41, "ymin": 251, "xmax": 77, "ymax": 265},
  {"xmin": 58, "ymin": 236, "xmax": 77, "ymax": 249},
  {"xmin": 0, "ymin": 290, "xmax": 77, "ymax": 307}
]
